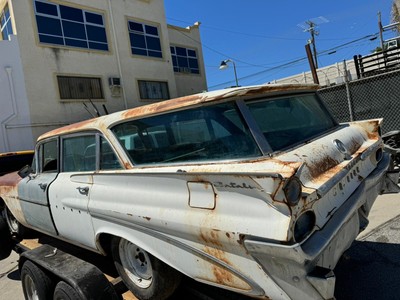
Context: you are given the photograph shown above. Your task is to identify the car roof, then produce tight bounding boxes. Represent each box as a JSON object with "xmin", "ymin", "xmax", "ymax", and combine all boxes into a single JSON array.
[{"xmin": 38, "ymin": 83, "xmax": 319, "ymax": 141}]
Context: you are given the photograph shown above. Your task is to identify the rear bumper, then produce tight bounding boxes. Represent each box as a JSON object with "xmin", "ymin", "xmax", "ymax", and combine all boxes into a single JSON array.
[{"xmin": 244, "ymin": 152, "xmax": 391, "ymax": 300}]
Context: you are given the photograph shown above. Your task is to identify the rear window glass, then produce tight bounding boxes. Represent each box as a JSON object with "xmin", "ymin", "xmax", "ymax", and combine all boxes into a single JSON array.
[{"xmin": 246, "ymin": 93, "xmax": 337, "ymax": 150}]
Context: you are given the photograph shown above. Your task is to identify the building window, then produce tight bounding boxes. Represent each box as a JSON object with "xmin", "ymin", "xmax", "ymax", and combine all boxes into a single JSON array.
[
  {"xmin": 138, "ymin": 80, "xmax": 169, "ymax": 100},
  {"xmin": 57, "ymin": 76, "xmax": 103, "ymax": 100},
  {"xmin": 170, "ymin": 46, "xmax": 199, "ymax": 74},
  {"xmin": 34, "ymin": 0, "xmax": 108, "ymax": 51},
  {"xmin": 0, "ymin": 4, "xmax": 13, "ymax": 40},
  {"xmin": 128, "ymin": 20, "xmax": 162, "ymax": 58}
]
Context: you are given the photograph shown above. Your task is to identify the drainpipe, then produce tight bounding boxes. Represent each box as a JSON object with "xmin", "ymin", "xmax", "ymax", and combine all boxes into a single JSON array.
[
  {"xmin": 1, "ymin": 67, "xmax": 18, "ymax": 152},
  {"xmin": 108, "ymin": 0, "xmax": 128, "ymax": 109}
]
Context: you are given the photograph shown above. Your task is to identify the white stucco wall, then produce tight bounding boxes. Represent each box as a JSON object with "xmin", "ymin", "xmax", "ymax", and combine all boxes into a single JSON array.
[
  {"xmin": 9, "ymin": 0, "xmax": 180, "ymax": 140},
  {"xmin": 168, "ymin": 23, "xmax": 208, "ymax": 96},
  {"xmin": 0, "ymin": 35, "xmax": 34, "ymax": 152}
]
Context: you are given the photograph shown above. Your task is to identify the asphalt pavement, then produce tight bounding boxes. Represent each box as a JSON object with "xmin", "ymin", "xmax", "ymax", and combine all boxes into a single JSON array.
[{"xmin": 1, "ymin": 192, "xmax": 400, "ymax": 300}]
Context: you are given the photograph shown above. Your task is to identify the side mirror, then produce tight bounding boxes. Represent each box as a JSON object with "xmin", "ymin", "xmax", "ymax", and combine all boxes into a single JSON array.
[{"xmin": 18, "ymin": 165, "xmax": 33, "ymax": 178}]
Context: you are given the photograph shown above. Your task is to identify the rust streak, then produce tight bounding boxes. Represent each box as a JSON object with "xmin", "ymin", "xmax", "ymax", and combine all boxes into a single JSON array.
[{"xmin": 307, "ymin": 156, "xmax": 340, "ymax": 179}]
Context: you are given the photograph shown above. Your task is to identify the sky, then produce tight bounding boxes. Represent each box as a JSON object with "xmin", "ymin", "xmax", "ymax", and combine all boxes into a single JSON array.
[{"xmin": 164, "ymin": 1, "xmax": 397, "ymax": 91}]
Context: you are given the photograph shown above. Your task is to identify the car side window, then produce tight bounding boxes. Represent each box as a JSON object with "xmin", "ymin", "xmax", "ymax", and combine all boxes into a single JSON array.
[
  {"xmin": 63, "ymin": 135, "xmax": 96, "ymax": 172},
  {"xmin": 42, "ymin": 140, "xmax": 58, "ymax": 173},
  {"xmin": 100, "ymin": 137, "xmax": 122, "ymax": 170}
]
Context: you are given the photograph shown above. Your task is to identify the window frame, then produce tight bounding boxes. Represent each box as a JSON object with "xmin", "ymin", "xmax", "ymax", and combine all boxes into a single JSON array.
[
  {"xmin": 60, "ymin": 132, "xmax": 122, "ymax": 173},
  {"xmin": 170, "ymin": 45, "xmax": 200, "ymax": 74},
  {"xmin": 0, "ymin": 4, "xmax": 13, "ymax": 40},
  {"xmin": 57, "ymin": 75, "xmax": 104, "ymax": 101},
  {"xmin": 127, "ymin": 19, "xmax": 163, "ymax": 58},
  {"xmin": 38, "ymin": 138, "xmax": 59, "ymax": 173},
  {"xmin": 138, "ymin": 80, "xmax": 170, "ymax": 101},
  {"xmin": 33, "ymin": 0, "xmax": 108, "ymax": 51}
]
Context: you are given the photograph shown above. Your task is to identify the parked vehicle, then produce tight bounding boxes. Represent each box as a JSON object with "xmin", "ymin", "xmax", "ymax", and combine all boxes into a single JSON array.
[
  {"xmin": 0, "ymin": 83, "xmax": 397, "ymax": 300},
  {"xmin": 0, "ymin": 150, "xmax": 34, "ymax": 176}
]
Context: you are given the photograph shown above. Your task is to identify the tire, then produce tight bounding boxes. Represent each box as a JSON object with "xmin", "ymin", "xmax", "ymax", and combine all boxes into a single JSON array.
[
  {"xmin": 3, "ymin": 207, "xmax": 28, "ymax": 237},
  {"xmin": 20, "ymin": 260, "xmax": 54, "ymax": 300},
  {"xmin": 111, "ymin": 237, "xmax": 182, "ymax": 300},
  {"xmin": 53, "ymin": 281, "xmax": 84, "ymax": 300}
]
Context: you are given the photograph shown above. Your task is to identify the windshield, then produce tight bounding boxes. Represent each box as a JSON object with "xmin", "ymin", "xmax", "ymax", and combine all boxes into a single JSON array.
[{"xmin": 246, "ymin": 93, "xmax": 337, "ymax": 151}]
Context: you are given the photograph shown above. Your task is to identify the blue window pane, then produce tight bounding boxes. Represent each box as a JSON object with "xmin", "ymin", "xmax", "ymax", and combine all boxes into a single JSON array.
[
  {"xmin": 4, "ymin": 6, "xmax": 10, "ymax": 19},
  {"xmin": 132, "ymin": 48, "xmax": 147, "ymax": 56},
  {"xmin": 187, "ymin": 49, "xmax": 197, "ymax": 57},
  {"xmin": 145, "ymin": 25, "xmax": 158, "ymax": 36},
  {"xmin": 60, "ymin": 5, "xmax": 83, "ymax": 22},
  {"xmin": 6, "ymin": 22, "xmax": 13, "ymax": 36},
  {"xmin": 36, "ymin": 16, "xmax": 62, "ymax": 36},
  {"xmin": 177, "ymin": 57, "xmax": 188, "ymax": 68},
  {"xmin": 38, "ymin": 34, "xmax": 64, "ymax": 45},
  {"xmin": 172, "ymin": 56, "xmax": 177, "ymax": 67},
  {"xmin": 62, "ymin": 20, "xmax": 86, "ymax": 39},
  {"xmin": 86, "ymin": 25, "xmax": 107, "ymax": 43},
  {"xmin": 2, "ymin": 31, "xmax": 7, "ymax": 40},
  {"xmin": 188, "ymin": 58, "xmax": 199, "ymax": 69},
  {"xmin": 35, "ymin": 1, "xmax": 58, "ymax": 16},
  {"xmin": 89, "ymin": 42, "xmax": 108, "ymax": 51},
  {"xmin": 176, "ymin": 47, "xmax": 187, "ymax": 56},
  {"xmin": 129, "ymin": 21, "xmax": 143, "ymax": 32},
  {"xmin": 146, "ymin": 36, "xmax": 161, "ymax": 51},
  {"xmin": 85, "ymin": 12, "xmax": 103, "ymax": 25},
  {"xmin": 65, "ymin": 38, "xmax": 88, "ymax": 48},
  {"xmin": 174, "ymin": 67, "xmax": 179, "ymax": 72},
  {"xmin": 191, "ymin": 69, "xmax": 200, "ymax": 74},
  {"xmin": 170, "ymin": 47, "xmax": 175, "ymax": 54},
  {"xmin": 148, "ymin": 50, "xmax": 162, "ymax": 58},
  {"xmin": 130, "ymin": 33, "xmax": 146, "ymax": 48}
]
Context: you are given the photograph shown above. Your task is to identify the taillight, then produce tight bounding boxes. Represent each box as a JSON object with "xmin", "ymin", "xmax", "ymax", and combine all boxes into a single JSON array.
[
  {"xmin": 283, "ymin": 177, "xmax": 302, "ymax": 206},
  {"xmin": 294, "ymin": 211, "xmax": 316, "ymax": 243}
]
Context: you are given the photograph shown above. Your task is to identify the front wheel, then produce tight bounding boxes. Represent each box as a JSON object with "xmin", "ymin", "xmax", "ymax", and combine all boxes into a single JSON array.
[
  {"xmin": 111, "ymin": 237, "xmax": 182, "ymax": 300},
  {"xmin": 2, "ymin": 207, "xmax": 27, "ymax": 237}
]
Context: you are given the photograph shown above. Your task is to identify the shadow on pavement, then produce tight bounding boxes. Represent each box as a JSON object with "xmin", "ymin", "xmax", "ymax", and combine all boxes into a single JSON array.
[{"xmin": 334, "ymin": 240, "xmax": 400, "ymax": 300}]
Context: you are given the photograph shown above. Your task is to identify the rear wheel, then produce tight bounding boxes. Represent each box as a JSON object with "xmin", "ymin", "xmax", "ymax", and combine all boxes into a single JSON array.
[
  {"xmin": 53, "ymin": 281, "xmax": 83, "ymax": 300},
  {"xmin": 21, "ymin": 260, "xmax": 54, "ymax": 300},
  {"xmin": 111, "ymin": 237, "xmax": 182, "ymax": 300}
]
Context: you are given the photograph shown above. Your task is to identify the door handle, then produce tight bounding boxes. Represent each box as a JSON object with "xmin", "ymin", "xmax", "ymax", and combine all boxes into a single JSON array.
[
  {"xmin": 38, "ymin": 183, "xmax": 47, "ymax": 191},
  {"xmin": 77, "ymin": 186, "xmax": 89, "ymax": 195}
]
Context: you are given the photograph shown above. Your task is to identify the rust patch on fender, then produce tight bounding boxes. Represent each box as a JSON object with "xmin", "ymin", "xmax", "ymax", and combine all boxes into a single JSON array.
[
  {"xmin": 307, "ymin": 156, "xmax": 341, "ymax": 180},
  {"xmin": 200, "ymin": 229, "xmax": 223, "ymax": 248}
]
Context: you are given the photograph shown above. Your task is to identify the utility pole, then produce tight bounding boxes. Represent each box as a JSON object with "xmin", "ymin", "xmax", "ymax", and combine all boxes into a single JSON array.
[
  {"xmin": 306, "ymin": 21, "xmax": 319, "ymax": 69},
  {"xmin": 378, "ymin": 11, "xmax": 384, "ymax": 50},
  {"xmin": 305, "ymin": 43, "xmax": 319, "ymax": 84}
]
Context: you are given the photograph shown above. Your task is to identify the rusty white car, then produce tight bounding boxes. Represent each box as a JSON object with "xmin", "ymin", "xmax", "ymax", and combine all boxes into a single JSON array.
[{"xmin": 0, "ymin": 84, "xmax": 397, "ymax": 300}]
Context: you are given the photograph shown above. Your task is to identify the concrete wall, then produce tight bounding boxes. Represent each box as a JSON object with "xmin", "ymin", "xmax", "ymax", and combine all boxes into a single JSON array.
[
  {"xmin": 0, "ymin": 36, "xmax": 34, "ymax": 152},
  {"xmin": 270, "ymin": 60, "xmax": 357, "ymax": 87}
]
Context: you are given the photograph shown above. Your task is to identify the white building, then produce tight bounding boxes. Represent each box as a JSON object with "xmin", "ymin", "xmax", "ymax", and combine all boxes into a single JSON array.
[{"xmin": 0, "ymin": 0, "xmax": 207, "ymax": 152}]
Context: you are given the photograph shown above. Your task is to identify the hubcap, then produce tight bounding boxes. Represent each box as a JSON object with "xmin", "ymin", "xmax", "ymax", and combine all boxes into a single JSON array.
[
  {"xmin": 119, "ymin": 239, "xmax": 153, "ymax": 288},
  {"xmin": 23, "ymin": 275, "xmax": 39, "ymax": 300}
]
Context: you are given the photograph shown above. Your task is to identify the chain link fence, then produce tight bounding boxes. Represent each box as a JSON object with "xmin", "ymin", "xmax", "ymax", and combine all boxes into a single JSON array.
[{"xmin": 318, "ymin": 68, "xmax": 400, "ymax": 134}]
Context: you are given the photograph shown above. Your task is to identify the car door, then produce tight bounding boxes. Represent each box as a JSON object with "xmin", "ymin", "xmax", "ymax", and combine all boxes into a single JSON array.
[
  {"xmin": 48, "ymin": 133, "xmax": 122, "ymax": 250},
  {"xmin": 18, "ymin": 139, "xmax": 59, "ymax": 235}
]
